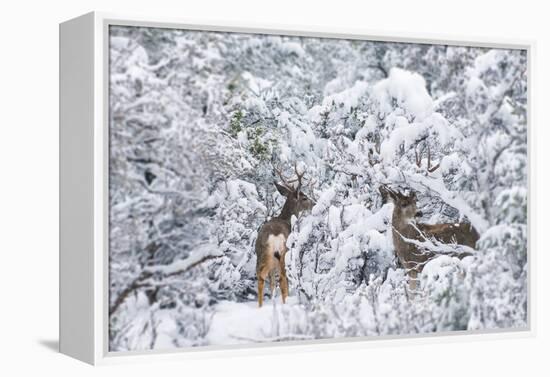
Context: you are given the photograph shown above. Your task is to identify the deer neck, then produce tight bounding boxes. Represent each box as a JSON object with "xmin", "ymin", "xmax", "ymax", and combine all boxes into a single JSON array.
[
  {"xmin": 276, "ymin": 200, "xmax": 295, "ymax": 224},
  {"xmin": 392, "ymin": 209, "xmax": 414, "ymax": 232}
]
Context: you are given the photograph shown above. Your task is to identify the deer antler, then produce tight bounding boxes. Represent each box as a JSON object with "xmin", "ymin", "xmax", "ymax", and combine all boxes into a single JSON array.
[
  {"xmin": 274, "ymin": 164, "xmax": 293, "ymax": 190},
  {"xmin": 415, "ymin": 143, "xmax": 440, "ymax": 173},
  {"xmin": 274, "ymin": 162, "xmax": 309, "ymax": 192},
  {"xmin": 293, "ymin": 162, "xmax": 306, "ymax": 192}
]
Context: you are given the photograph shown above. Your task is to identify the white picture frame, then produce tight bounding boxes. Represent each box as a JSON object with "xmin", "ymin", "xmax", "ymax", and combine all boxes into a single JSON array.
[{"xmin": 59, "ymin": 11, "xmax": 535, "ymax": 365}]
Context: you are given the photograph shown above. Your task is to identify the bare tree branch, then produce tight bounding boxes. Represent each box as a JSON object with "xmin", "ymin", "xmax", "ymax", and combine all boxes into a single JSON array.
[{"xmin": 109, "ymin": 253, "xmax": 223, "ymax": 316}]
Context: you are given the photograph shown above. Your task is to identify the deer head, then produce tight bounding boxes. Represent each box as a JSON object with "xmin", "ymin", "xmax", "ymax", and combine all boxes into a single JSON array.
[
  {"xmin": 273, "ymin": 163, "xmax": 315, "ymax": 220},
  {"xmin": 379, "ymin": 185, "xmax": 420, "ymax": 224}
]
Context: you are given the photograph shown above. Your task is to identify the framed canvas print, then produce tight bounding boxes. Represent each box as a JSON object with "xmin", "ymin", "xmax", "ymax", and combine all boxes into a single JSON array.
[{"xmin": 59, "ymin": 12, "xmax": 533, "ymax": 365}]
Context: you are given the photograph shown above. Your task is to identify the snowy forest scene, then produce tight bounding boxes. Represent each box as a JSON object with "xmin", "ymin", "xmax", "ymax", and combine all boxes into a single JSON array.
[{"xmin": 108, "ymin": 25, "xmax": 528, "ymax": 352}]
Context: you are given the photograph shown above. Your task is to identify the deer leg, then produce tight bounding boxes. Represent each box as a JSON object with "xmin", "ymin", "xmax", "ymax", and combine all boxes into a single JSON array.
[
  {"xmin": 258, "ymin": 264, "xmax": 272, "ymax": 308},
  {"xmin": 408, "ymin": 269, "xmax": 418, "ymax": 292},
  {"xmin": 280, "ymin": 274, "xmax": 288, "ymax": 304},
  {"xmin": 258, "ymin": 277, "xmax": 265, "ymax": 308},
  {"xmin": 269, "ymin": 270, "xmax": 276, "ymax": 299},
  {"xmin": 279, "ymin": 260, "xmax": 289, "ymax": 304}
]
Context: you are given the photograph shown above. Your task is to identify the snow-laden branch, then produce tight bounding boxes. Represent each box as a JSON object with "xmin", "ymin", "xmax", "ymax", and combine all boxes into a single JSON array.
[
  {"xmin": 144, "ymin": 244, "xmax": 223, "ymax": 276},
  {"xmin": 406, "ymin": 173, "xmax": 490, "ymax": 233},
  {"xmin": 433, "ymin": 92, "xmax": 457, "ymax": 109},
  {"xmin": 393, "ymin": 224, "xmax": 476, "ymax": 257},
  {"xmin": 109, "ymin": 244, "xmax": 223, "ymax": 316}
]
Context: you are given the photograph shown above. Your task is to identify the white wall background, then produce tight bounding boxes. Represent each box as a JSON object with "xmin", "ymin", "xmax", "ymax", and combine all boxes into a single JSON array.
[{"xmin": 0, "ymin": 0, "xmax": 546, "ymax": 375}]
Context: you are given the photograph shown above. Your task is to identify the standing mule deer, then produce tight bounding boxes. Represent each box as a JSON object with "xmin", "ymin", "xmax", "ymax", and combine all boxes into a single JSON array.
[
  {"xmin": 255, "ymin": 164, "xmax": 314, "ymax": 307},
  {"xmin": 379, "ymin": 185, "xmax": 480, "ymax": 291}
]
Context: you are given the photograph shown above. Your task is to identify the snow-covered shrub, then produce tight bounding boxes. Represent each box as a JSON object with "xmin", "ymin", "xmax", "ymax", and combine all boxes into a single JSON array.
[{"xmin": 466, "ymin": 225, "xmax": 528, "ymax": 330}]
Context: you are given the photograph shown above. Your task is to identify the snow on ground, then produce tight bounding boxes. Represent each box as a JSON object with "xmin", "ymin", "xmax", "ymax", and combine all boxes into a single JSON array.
[{"xmin": 207, "ymin": 296, "xmax": 301, "ymax": 345}]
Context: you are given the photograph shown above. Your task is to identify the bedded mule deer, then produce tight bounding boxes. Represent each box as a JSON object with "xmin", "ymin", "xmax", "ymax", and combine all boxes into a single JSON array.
[
  {"xmin": 379, "ymin": 185, "xmax": 479, "ymax": 290},
  {"xmin": 255, "ymin": 164, "xmax": 314, "ymax": 307}
]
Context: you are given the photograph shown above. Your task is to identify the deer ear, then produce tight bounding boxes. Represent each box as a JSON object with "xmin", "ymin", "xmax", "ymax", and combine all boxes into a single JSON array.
[
  {"xmin": 274, "ymin": 182, "xmax": 291, "ymax": 196},
  {"xmin": 379, "ymin": 185, "xmax": 395, "ymax": 203}
]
